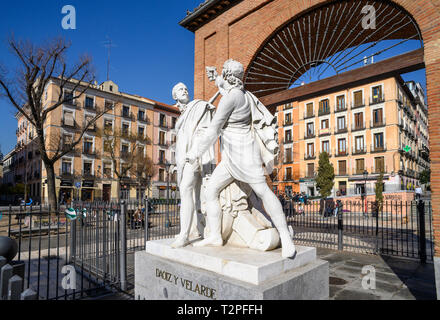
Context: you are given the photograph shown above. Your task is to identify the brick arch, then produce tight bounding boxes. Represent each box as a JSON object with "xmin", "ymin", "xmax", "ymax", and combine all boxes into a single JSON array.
[{"xmin": 192, "ymin": 0, "xmax": 440, "ymax": 256}]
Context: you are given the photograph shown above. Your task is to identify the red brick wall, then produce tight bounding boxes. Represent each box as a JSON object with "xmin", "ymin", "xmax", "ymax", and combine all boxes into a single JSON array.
[{"xmin": 192, "ymin": 0, "xmax": 440, "ymax": 256}]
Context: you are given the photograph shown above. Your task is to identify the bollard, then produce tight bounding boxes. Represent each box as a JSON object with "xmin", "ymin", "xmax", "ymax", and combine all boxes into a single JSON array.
[
  {"xmin": 337, "ymin": 210, "xmax": 343, "ymax": 251},
  {"xmin": 11, "ymin": 261, "xmax": 25, "ymax": 292},
  {"xmin": 8, "ymin": 275, "xmax": 23, "ymax": 300},
  {"xmin": 119, "ymin": 200, "xmax": 127, "ymax": 291},
  {"xmin": 417, "ymin": 200, "xmax": 427, "ymax": 264},
  {"xmin": 1, "ymin": 264, "xmax": 13, "ymax": 300},
  {"xmin": 20, "ymin": 288, "xmax": 37, "ymax": 300},
  {"xmin": 0, "ymin": 256, "xmax": 6, "ymax": 270}
]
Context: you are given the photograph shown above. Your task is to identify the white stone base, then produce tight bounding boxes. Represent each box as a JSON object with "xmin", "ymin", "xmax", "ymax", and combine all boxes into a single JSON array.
[{"xmin": 135, "ymin": 239, "xmax": 329, "ymax": 300}]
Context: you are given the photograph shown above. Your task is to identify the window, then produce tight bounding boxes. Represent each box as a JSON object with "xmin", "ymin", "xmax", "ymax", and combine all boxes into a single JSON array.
[
  {"xmin": 322, "ymin": 141, "xmax": 330, "ymax": 154},
  {"xmin": 159, "ymin": 169, "xmax": 165, "ymax": 181},
  {"xmin": 105, "ymin": 100, "xmax": 114, "ymax": 110},
  {"xmin": 372, "ymin": 85, "xmax": 383, "ymax": 102},
  {"xmin": 285, "ymin": 129, "xmax": 292, "ymax": 142},
  {"xmin": 104, "ymin": 119, "xmax": 113, "ymax": 132},
  {"xmin": 306, "ymin": 103, "xmax": 313, "ymax": 117},
  {"xmin": 285, "ymin": 167, "xmax": 292, "ymax": 180},
  {"xmin": 103, "ymin": 140, "xmax": 112, "ymax": 152},
  {"xmin": 159, "ymin": 150, "xmax": 165, "ymax": 163},
  {"xmin": 138, "ymin": 110, "xmax": 145, "ymax": 121},
  {"xmin": 61, "ymin": 160, "xmax": 72, "ymax": 174},
  {"xmin": 285, "ymin": 113, "xmax": 292, "ymax": 125},
  {"xmin": 83, "ymin": 137, "xmax": 93, "ymax": 153},
  {"xmin": 83, "ymin": 161, "xmax": 92, "ymax": 175},
  {"xmin": 338, "ymin": 181, "xmax": 347, "ymax": 195},
  {"xmin": 159, "ymin": 131, "xmax": 166, "ymax": 145},
  {"xmin": 338, "ymin": 138, "xmax": 346, "ymax": 154},
  {"xmin": 121, "ymin": 144, "xmax": 129, "ymax": 154},
  {"xmin": 306, "ymin": 123, "xmax": 314, "ymax": 136},
  {"xmin": 160, "ymin": 114, "xmax": 166, "ymax": 127},
  {"xmin": 63, "ymin": 111, "xmax": 74, "ymax": 126},
  {"xmin": 355, "ymin": 136, "xmax": 365, "ymax": 152},
  {"xmin": 63, "ymin": 134, "xmax": 73, "ymax": 148},
  {"xmin": 337, "ymin": 116, "xmax": 346, "ymax": 130},
  {"xmin": 64, "ymin": 90, "xmax": 74, "ymax": 102},
  {"xmin": 285, "ymin": 148, "xmax": 292, "ymax": 163},
  {"xmin": 375, "ymin": 157, "xmax": 385, "ymax": 173},
  {"xmin": 85, "ymin": 115, "xmax": 95, "ymax": 130},
  {"xmin": 171, "ymin": 117, "xmax": 177, "ymax": 129},
  {"xmin": 321, "ymin": 119, "xmax": 329, "ymax": 129},
  {"xmin": 373, "ymin": 108, "xmax": 383, "ymax": 125},
  {"xmin": 338, "ymin": 160, "xmax": 347, "ymax": 175},
  {"xmin": 336, "ymin": 95, "xmax": 345, "ymax": 111},
  {"xmin": 138, "ymin": 126, "xmax": 144, "ymax": 138},
  {"xmin": 319, "ymin": 99, "xmax": 330, "ymax": 114},
  {"xmin": 103, "ymin": 162, "xmax": 112, "ymax": 178},
  {"xmin": 356, "ymin": 159, "xmax": 365, "ymax": 174},
  {"xmin": 354, "ymin": 112, "xmax": 364, "ymax": 129},
  {"xmin": 122, "ymin": 106, "xmax": 130, "ymax": 117},
  {"xmin": 374, "ymin": 132, "xmax": 384, "ymax": 149},
  {"xmin": 122, "ymin": 123, "xmax": 130, "ymax": 136},
  {"xmin": 85, "ymin": 96, "xmax": 94, "ymax": 109},
  {"xmin": 353, "ymin": 90, "xmax": 363, "ymax": 107},
  {"xmin": 307, "ymin": 143, "xmax": 314, "ymax": 157},
  {"xmin": 307, "ymin": 163, "xmax": 314, "ymax": 178}
]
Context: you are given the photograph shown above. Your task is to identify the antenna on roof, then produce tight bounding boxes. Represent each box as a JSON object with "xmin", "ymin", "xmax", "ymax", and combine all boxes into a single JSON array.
[{"xmin": 101, "ymin": 36, "xmax": 117, "ymax": 81}]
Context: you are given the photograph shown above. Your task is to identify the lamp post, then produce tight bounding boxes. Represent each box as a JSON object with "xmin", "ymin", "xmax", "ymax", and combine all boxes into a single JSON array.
[
  {"xmin": 363, "ymin": 170, "xmax": 369, "ymax": 218},
  {"xmin": 164, "ymin": 162, "xmax": 174, "ymax": 228}
]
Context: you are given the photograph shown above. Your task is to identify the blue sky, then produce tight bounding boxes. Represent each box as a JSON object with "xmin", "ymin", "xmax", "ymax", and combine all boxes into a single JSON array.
[{"xmin": 0, "ymin": 0, "xmax": 427, "ymax": 156}]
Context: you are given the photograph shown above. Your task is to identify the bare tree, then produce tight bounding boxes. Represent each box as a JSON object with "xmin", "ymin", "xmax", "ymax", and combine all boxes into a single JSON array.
[
  {"xmin": 0, "ymin": 37, "xmax": 110, "ymax": 209},
  {"xmin": 98, "ymin": 126, "xmax": 154, "ymax": 201}
]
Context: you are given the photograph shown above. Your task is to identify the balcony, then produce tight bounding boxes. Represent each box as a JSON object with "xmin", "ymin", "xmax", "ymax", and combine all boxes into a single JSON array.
[
  {"xmin": 352, "ymin": 146, "xmax": 367, "ymax": 155},
  {"xmin": 303, "ymin": 112, "xmax": 315, "ymax": 120},
  {"xmin": 120, "ymin": 151, "xmax": 131, "ymax": 159},
  {"xmin": 369, "ymin": 94, "xmax": 385, "ymax": 105},
  {"xmin": 371, "ymin": 165, "xmax": 387, "ymax": 174},
  {"xmin": 284, "ymin": 120, "xmax": 293, "ymax": 127},
  {"xmin": 334, "ymin": 105, "xmax": 347, "ymax": 113},
  {"xmin": 305, "ymin": 172, "xmax": 315, "ymax": 179},
  {"xmin": 59, "ymin": 168, "xmax": 74, "ymax": 178},
  {"xmin": 370, "ymin": 120, "xmax": 385, "ymax": 128},
  {"xmin": 318, "ymin": 108, "xmax": 330, "ymax": 116},
  {"xmin": 319, "ymin": 128, "xmax": 331, "ymax": 137},
  {"xmin": 83, "ymin": 147, "xmax": 99, "ymax": 157},
  {"xmin": 84, "ymin": 102, "xmax": 95, "ymax": 110},
  {"xmin": 304, "ymin": 153, "xmax": 316, "ymax": 160},
  {"xmin": 137, "ymin": 114, "xmax": 149, "ymax": 123},
  {"xmin": 304, "ymin": 132, "xmax": 315, "ymax": 139},
  {"xmin": 351, "ymin": 100, "xmax": 365, "ymax": 110},
  {"xmin": 284, "ymin": 138, "xmax": 293, "ymax": 144},
  {"xmin": 371, "ymin": 143, "xmax": 387, "ymax": 153},
  {"xmin": 158, "ymin": 141, "xmax": 169, "ymax": 148},
  {"xmin": 121, "ymin": 112, "xmax": 135, "ymax": 121},
  {"xmin": 337, "ymin": 170, "xmax": 348, "ymax": 176},
  {"xmin": 334, "ymin": 127, "xmax": 348, "ymax": 134},
  {"xmin": 351, "ymin": 123, "xmax": 366, "ymax": 132},
  {"xmin": 283, "ymin": 176, "xmax": 293, "ymax": 182},
  {"xmin": 283, "ymin": 158, "xmax": 293, "ymax": 164},
  {"xmin": 82, "ymin": 170, "xmax": 95, "ymax": 179},
  {"xmin": 64, "ymin": 99, "xmax": 81, "ymax": 109},
  {"xmin": 159, "ymin": 122, "xmax": 168, "ymax": 129},
  {"xmin": 334, "ymin": 149, "xmax": 348, "ymax": 157}
]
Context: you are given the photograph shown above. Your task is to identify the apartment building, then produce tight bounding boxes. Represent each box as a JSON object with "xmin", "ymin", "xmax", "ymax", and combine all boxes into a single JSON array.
[
  {"xmin": 14, "ymin": 78, "xmax": 179, "ymax": 204},
  {"xmin": 274, "ymin": 75, "xmax": 429, "ymax": 198}
]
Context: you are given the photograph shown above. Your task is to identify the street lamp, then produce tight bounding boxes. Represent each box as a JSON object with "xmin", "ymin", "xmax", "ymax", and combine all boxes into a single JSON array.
[{"xmin": 363, "ymin": 170, "xmax": 368, "ymax": 218}]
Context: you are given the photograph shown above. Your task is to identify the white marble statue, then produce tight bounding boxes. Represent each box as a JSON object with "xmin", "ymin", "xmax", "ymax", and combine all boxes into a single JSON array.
[
  {"xmin": 186, "ymin": 59, "xmax": 297, "ymax": 258},
  {"xmin": 170, "ymin": 82, "xmax": 215, "ymax": 248}
]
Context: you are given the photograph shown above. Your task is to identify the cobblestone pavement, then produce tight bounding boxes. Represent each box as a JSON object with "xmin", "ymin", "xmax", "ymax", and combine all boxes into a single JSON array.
[{"xmin": 317, "ymin": 247, "xmax": 437, "ymax": 300}]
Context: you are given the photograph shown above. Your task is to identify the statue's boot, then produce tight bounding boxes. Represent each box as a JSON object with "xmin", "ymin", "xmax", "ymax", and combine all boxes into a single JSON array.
[
  {"xmin": 193, "ymin": 213, "xmax": 223, "ymax": 247},
  {"xmin": 279, "ymin": 231, "xmax": 296, "ymax": 258},
  {"xmin": 171, "ymin": 235, "xmax": 190, "ymax": 248}
]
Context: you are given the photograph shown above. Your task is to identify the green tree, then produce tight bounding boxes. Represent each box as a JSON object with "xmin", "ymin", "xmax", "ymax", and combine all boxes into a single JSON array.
[
  {"xmin": 419, "ymin": 169, "xmax": 430, "ymax": 185},
  {"xmin": 375, "ymin": 171, "xmax": 384, "ymax": 214},
  {"xmin": 315, "ymin": 151, "xmax": 335, "ymax": 199}
]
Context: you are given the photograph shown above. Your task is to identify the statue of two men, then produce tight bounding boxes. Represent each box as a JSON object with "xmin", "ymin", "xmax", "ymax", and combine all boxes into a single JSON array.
[{"xmin": 172, "ymin": 59, "xmax": 296, "ymax": 259}]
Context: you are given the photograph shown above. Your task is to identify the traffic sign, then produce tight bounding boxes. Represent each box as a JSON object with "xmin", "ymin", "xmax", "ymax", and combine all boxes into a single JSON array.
[{"xmin": 75, "ymin": 182, "xmax": 81, "ymax": 189}]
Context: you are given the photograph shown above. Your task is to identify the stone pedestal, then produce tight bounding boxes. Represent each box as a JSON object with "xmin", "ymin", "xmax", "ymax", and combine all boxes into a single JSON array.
[{"xmin": 135, "ymin": 239, "xmax": 329, "ymax": 300}]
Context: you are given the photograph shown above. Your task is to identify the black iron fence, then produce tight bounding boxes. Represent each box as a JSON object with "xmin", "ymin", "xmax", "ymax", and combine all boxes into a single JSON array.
[
  {"xmin": 283, "ymin": 199, "xmax": 434, "ymax": 262},
  {"xmin": 0, "ymin": 197, "xmax": 432, "ymax": 300}
]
